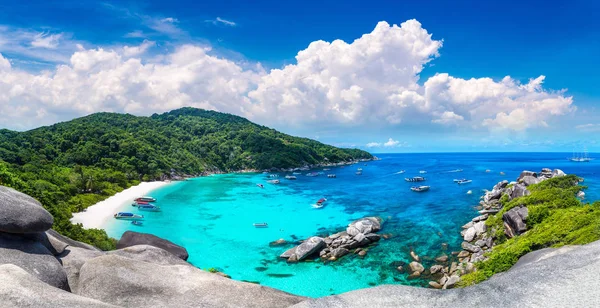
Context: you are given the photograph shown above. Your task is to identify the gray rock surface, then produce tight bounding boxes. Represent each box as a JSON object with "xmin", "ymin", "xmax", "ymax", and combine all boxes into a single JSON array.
[
  {"xmin": 108, "ymin": 244, "xmax": 189, "ymax": 266},
  {"xmin": 503, "ymin": 206, "xmax": 528, "ymax": 236},
  {"xmin": 293, "ymin": 240, "xmax": 600, "ymax": 307},
  {"xmin": 78, "ymin": 255, "xmax": 304, "ymax": 308},
  {"xmin": 117, "ymin": 231, "xmax": 189, "ymax": 260},
  {"xmin": 0, "ymin": 264, "xmax": 115, "ymax": 308},
  {"xmin": 510, "ymin": 183, "xmax": 530, "ymax": 200},
  {"xmin": 0, "ymin": 186, "xmax": 53, "ymax": 234},
  {"xmin": 346, "ymin": 217, "xmax": 382, "ymax": 236},
  {"xmin": 293, "ymin": 237, "xmax": 325, "ymax": 260},
  {"xmin": 0, "ymin": 232, "xmax": 70, "ymax": 291},
  {"xmin": 47, "ymin": 229, "xmax": 101, "ymax": 251},
  {"xmin": 463, "ymin": 227, "xmax": 476, "ymax": 242},
  {"xmin": 520, "ymin": 175, "xmax": 540, "ymax": 186},
  {"xmin": 57, "ymin": 246, "xmax": 104, "ymax": 293}
]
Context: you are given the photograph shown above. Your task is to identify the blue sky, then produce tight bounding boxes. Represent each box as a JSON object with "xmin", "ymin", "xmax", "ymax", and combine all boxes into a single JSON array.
[{"xmin": 0, "ymin": 0, "xmax": 598, "ymax": 152}]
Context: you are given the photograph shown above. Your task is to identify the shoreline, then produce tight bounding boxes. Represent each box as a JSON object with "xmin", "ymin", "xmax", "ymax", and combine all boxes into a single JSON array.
[{"xmin": 70, "ymin": 181, "xmax": 173, "ymax": 230}]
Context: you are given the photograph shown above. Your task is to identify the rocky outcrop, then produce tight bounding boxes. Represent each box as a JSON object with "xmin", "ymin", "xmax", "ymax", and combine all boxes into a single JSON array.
[
  {"xmin": 117, "ymin": 231, "xmax": 189, "ymax": 261},
  {"xmin": 0, "ymin": 264, "xmax": 114, "ymax": 308},
  {"xmin": 0, "ymin": 186, "xmax": 53, "ymax": 233},
  {"xmin": 503, "ymin": 206, "xmax": 528, "ymax": 237},
  {"xmin": 292, "ymin": 240, "xmax": 600, "ymax": 307},
  {"xmin": 281, "ymin": 217, "xmax": 383, "ymax": 263},
  {"xmin": 78, "ymin": 255, "xmax": 303, "ymax": 308}
]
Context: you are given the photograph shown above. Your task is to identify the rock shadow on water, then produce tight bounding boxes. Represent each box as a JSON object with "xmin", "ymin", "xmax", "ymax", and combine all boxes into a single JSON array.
[{"xmin": 266, "ymin": 273, "xmax": 294, "ymax": 278}]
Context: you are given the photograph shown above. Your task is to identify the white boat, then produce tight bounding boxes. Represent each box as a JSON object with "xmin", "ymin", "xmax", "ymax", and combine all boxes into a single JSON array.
[
  {"xmin": 569, "ymin": 148, "xmax": 593, "ymax": 162},
  {"xmin": 357, "ymin": 168, "xmax": 363, "ymax": 171},
  {"xmin": 467, "ymin": 190, "xmax": 473, "ymax": 195},
  {"xmin": 138, "ymin": 204, "xmax": 161, "ymax": 212},
  {"xmin": 411, "ymin": 186, "xmax": 430, "ymax": 192},
  {"xmin": 285, "ymin": 175, "xmax": 297, "ymax": 180},
  {"xmin": 267, "ymin": 179, "xmax": 280, "ymax": 184},
  {"xmin": 269, "ymin": 174, "xmax": 279, "ymax": 178},
  {"xmin": 405, "ymin": 176, "xmax": 426, "ymax": 182},
  {"xmin": 253, "ymin": 222, "xmax": 268, "ymax": 228},
  {"xmin": 419, "ymin": 170, "xmax": 427, "ymax": 174},
  {"xmin": 134, "ymin": 196, "xmax": 156, "ymax": 202},
  {"xmin": 114, "ymin": 212, "xmax": 144, "ymax": 220},
  {"xmin": 256, "ymin": 184, "xmax": 264, "ymax": 188},
  {"xmin": 327, "ymin": 174, "xmax": 336, "ymax": 178},
  {"xmin": 397, "ymin": 170, "xmax": 406, "ymax": 174},
  {"xmin": 457, "ymin": 179, "xmax": 472, "ymax": 184}
]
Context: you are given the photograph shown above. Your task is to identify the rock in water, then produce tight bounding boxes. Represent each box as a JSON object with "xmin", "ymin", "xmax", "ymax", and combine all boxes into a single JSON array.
[
  {"xmin": 435, "ymin": 254, "xmax": 448, "ymax": 263},
  {"xmin": 408, "ymin": 261, "xmax": 425, "ymax": 274},
  {"xmin": 293, "ymin": 237, "xmax": 325, "ymax": 260},
  {"xmin": 346, "ymin": 217, "xmax": 382, "ymax": 236},
  {"xmin": 463, "ymin": 227, "xmax": 476, "ymax": 242},
  {"xmin": 473, "ymin": 221, "xmax": 487, "ymax": 237},
  {"xmin": 78, "ymin": 255, "xmax": 304, "ymax": 307},
  {"xmin": 0, "ymin": 233, "xmax": 70, "ymax": 291},
  {"xmin": 117, "ymin": 231, "xmax": 189, "ymax": 261},
  {"xmin": 330, "ymin": 248, "xmax": 349, "ymax": 259},
  {"xmin": 0, "ymin": 264, "xmax": 112, "ymax": 308},
  {"xmin": 430, "ymin": 265, "xmax": 443, "ymax": 274},
  {"xmin": 0, "ymin": 186, "xmax": 53, "ymax": 234}
]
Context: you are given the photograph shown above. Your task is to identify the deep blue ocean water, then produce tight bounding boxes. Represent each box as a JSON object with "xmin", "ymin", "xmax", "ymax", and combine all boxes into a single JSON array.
[{"xmin": 104, "ymin": 153, "xmax": 600, "ymax": 297}]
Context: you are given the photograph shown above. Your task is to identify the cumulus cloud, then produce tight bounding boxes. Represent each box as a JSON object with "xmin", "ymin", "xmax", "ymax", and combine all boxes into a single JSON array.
[
  {"xmin": 366, "ymin": 142, "xmax": 381, "ymax": 148},
  {"xmin": 366, "ymin": 138, "xmax": 405, "ymax": 148},
  {"xmin": 0, "ymin": 19, "xmax": 575, "ymax": 134},
  {"xmin": 384, "ymin": 138, "xmax": 400, "ymax": 147}
]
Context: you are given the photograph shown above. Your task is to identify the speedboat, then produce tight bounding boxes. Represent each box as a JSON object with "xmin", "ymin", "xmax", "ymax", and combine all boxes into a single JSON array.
[
  {"xmin": 419, "ymin": 170, "xmax": 427, "ymax": 174},
  {"xmin": 398, "ymin": 170, "xmax": 406, "ymax": 174},
  {"xmin": 114, "ymin": 212, "xmax": 144, "ymax": 220},
  {"xmin": 457, "ymin": 179, "xmax": 472, "ymax": 184},
  {"xmin": 131, "ymin": 201, "xmax": 150, "ymax": 207},
  {"xmin": 256, "ymin": 183, "xmax": 264, "ymax": 188},
  {"xmin": 269, "ymin": 174, "xmax": 279, "ymax": 178},
  {"xmin": 405, "ymin": 176, "xmax": 426, "ymax": 182},
  {"xmin": 135, "ymin": 196, "xmax": 156, "ymax": 202},
  {"xmin": 253, "ymin": 222, "xmax": 268, "ymax": 228},
  {"xmin": 138, "ymin": 204, "xmax": 161, "ymax": 212},
  {"xmin": 131, "ymin": 221, "xmax": 143, "ymax": 226},
  {"xmin": 327, "ymin": 174, "xmax": 336, "ymax": 178},
  {"xmin": 357, "ymin": 168, "xmax": 363, "ymax": 171},
  {"xmin": 306, "ymin": 172, "xmax": 319, "ymax": 177},
  {"xmin": 285, "ymin": 175, "xmax": 297, "ymax": 180},
  {"xmin": 411, "ymin": 186, "xmax": 430, "ymax": 192},
  {"xmin": 312, "ymin": 203, "xmax": 324, "ymax": 209},
  {"xmin": 267, "ymin": 179, "xmax": 280, "ymax": 184},
  {"xmin": 453, "ymin": 178, "xmax": 467, "ymax": 183}
]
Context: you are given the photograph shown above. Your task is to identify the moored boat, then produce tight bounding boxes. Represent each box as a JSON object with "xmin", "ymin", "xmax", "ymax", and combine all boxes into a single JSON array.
[
  {"xmin": 135, "ymin": 196, "xmax": 156, "ymax": 202},
  {"xmin": 285, "ymin": 175, "xmax": 297, "ymax": 180},
  {"xmin": 327, "ymin": 174, "xmax": 336, "ymax": 178},
  {"xmin": 256, "ymin": 183, "xmax": 264, "ymax": 188},
  {"xmin": 419, "ymin": 170, "xmax": 427, "ymax": 174},
  {"xmin": 405, "ymin": 176, "xmax": 426, "ymax": 182},
  {"xmin": 411, "ymin": 186, "xmax": 430, "ymax": 192},
  {"xmin": 457, "ymin": 179, "xmax": 472, "ymax": 184},
  {"xmin": 131, "ymin": 201, "xmax": 150, "ymax": 207},
  {"xmin": 267, "ymin": 179, "xmax": 281, "ymax": 184},
  {"xmin": 138, "ymin": 204, "xmax": 161, "ymax": 212},
  {"xmin": 114, "ymin": 212, "xmax": 144, "ymax": 220},
  {"xmin": 253, "ymin": 222, "xmax": 268, "ymax": 228},
  {"xmin": 306, "ymin": 172, "xmax": 319, "ymax": 177}
]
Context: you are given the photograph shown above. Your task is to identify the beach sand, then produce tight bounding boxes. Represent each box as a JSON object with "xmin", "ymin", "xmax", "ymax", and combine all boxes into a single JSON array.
[{"xmin": 70, "ymin": 181, "xmax": 172, "ymax": 229}]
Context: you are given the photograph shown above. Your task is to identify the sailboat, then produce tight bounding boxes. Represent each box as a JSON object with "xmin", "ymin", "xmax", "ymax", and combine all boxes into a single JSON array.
[{"xmin": 568, "ymin": 148, "xmax": 593, "ymax": 162}]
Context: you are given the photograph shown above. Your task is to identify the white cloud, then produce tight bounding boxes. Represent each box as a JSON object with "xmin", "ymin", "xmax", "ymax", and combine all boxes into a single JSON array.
[
  {"xmin": 575, "ymin": 124, "xmax": 600, "ymax": 132},
  {"xmin": 31, "ymin": 32, "xmax": 63, "ymax": 49},
  {"xmin": 384, "ymin": 138, "xmax": 400, "ymax": 147},
  {"xmin": 0, "ymin": 19, "xmax": 575, "ymax": 136},
  {"xmin": 366, "ymin": 142, "xmax": 381, "ymax": 148},
  {"xmin": 124, "ymin": 30, "xmax": 146, "ymax": 38},
  {"xmin": 206, "ymin": 17, "xmax": 237, "ymax": 27},
  {"xmin": 122, "ymin": 40, "xmax": 155, "ymax": 57}
]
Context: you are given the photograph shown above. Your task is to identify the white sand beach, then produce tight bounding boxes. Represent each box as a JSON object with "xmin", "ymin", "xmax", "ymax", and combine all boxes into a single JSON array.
[{"xmin": 71, "ymin": 181, "xmax": 172, "ymax": 229}]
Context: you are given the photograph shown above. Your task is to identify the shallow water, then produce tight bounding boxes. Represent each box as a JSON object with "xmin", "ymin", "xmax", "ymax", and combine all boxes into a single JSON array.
[{"xmin": 104, "ymin": 152, "xmax": 600, "ymax": 297}]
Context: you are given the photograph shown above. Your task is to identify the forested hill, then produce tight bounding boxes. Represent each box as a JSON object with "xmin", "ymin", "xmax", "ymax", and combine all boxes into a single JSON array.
[
  {"xmin": 0, "ymin": 108, "xmax": 371, "ymax": 249},
  {"xmin": 0, "ymin": 107, "xmax": 371, "ymax": 177}
]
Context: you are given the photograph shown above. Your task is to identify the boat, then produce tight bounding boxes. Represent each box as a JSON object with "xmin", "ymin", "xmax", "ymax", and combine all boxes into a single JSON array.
[
  {"xmin": 269, "ymin": 174, "xmax": 279, "ymax": 178},
  {"xmin": 467, "ymin": 190, "xmax": 473, "ymax": 195},
  {"xmin": 411, "ymin": 186, "xmax": 430, "ymax": 192},
  {"xmin": 285, "ymin": 175, "xmax": 297, "ymax": 180},
  {"xmin": 306, "ymin": 172, "xmax": 319, "ymax": 177},
  {"xmin": 134, "ymin": 196, "xmax": 156, "ymax": 202},
  {"xmin": 317, "ymin": 198, "xmax": 327, "ymax": 204},
  {"xmin": 485, "ymin": 169, "xmax": 491, "ymax": 173},
  {"xmin": 131, "ymin": 221, "xmax": 143, "ymax": 226},
  {"xmin": 419, "ymin": 170, "xmax": 427, "ymax": 174},
  {"xmin": 453, "ymin": 178, "xmax": 467, "ymax": 183},
  {"xmin": 457, "ymin": 179, "xmax": 472, "ymax": 184},
  {"xmin": 138, "ymin": 204, "xmax": 161, "ymax": 212},
  {"xmin": 312, "ymin": 198, "xmax": 327, "ymax": 209},
  {"xmin": 131, "ymin": 201, "xmax": 150, "ymax": 207},
  {"xmin": 397, "ymin": 170, "xmax": 406, "ymax": 174},
  {"xmin": 357, "ymin": 168, "xmax": 363, "ymax": 171},
  {"xmin": 449, "ymin": 169, "xmax": 463, "ymax": 173},
  {"xmin": 327, "ymin": 174, "xmax": 336, "ymax": 178},
  {"xmin": 114, "ymin": 212, "xmax": 144, "ymax": 220},
  {"xmin": 356, "ymin": 171, "xmax": 362, "ymax": 175},
  {"xmin": 253, "ymin": 222, "xmax": 268, "ymax": 228},
  {"xmin": 405, "ymin": 176, "xmax": 426, "ymax": 182},
  {"xmin": 568, "ymin": 148, "xmax": 594, "ymax": 162},
  {"xmin": 323, "ymin": 168, "xmax": 330, "ymax": 171},
  {"xmin": 267, "ymin": 179, "xmax": 280, "ymax": 184},
  {"xmin": 256, "ymin": 183, "xmax": 264, "ymax": 188}
]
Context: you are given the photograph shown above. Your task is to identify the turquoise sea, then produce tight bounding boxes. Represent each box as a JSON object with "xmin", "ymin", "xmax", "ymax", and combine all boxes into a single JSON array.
[{"xmin": 104, "ymin": 153, "xmax": 600, "ymax": 297}]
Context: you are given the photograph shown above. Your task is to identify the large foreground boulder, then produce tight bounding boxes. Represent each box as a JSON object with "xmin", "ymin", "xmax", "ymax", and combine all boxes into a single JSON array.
[
  {"xmin": 292, "ymin": 240, "xmax": 600, "ymax": 307},
  {"xmin": 0, "ymin": 233, "xmax": 69, "ymax": 291},
  {"xmin": 47, "ymin": 229, "xmax": 102, "ymax": 251},
  {"xmin": 0, "ymin": 186, "xmax": 53, "ymax": 234},
  {"xmin": 78, "ymin": 255, "xmax": 304, "ymax": 308},
  {"xmin": 0, "ymin": 264, "xmax": 114, "ymax": 308},
  {"xmin": 117, "ymin": 231, "xmax": 189, "ymax": 261},
  {"xmin": 58, "ymin": 246, "xmax": 104, "ymax": 294}
]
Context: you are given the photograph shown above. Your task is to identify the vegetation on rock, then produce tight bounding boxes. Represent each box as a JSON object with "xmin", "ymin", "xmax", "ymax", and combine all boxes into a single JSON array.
[
  {"xmin": 0, "ymin": 108, "xmax": 371, "ymax": 249},
  {"xmin": 459, "ymin": 175, "xmax": 600, "ymax": 286}
]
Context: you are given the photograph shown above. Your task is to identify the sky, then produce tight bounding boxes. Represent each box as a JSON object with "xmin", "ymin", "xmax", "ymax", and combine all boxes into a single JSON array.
[{"xmin": 0, "ymin": 0, "xmax": 599, "ymax": 152}]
